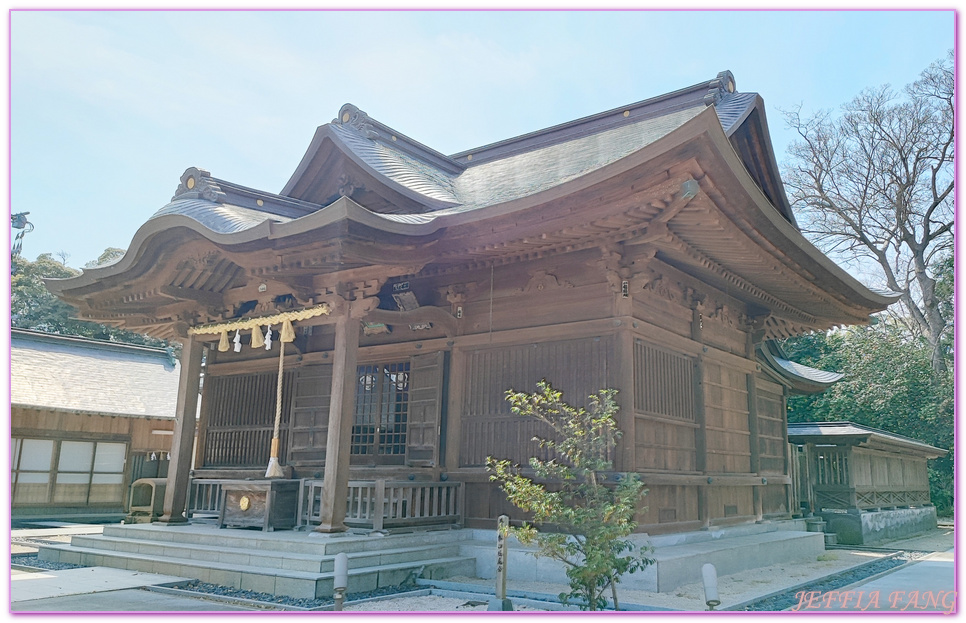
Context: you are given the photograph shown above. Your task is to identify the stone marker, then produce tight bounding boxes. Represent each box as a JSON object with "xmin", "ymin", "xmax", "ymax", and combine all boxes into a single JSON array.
[{"xmin": 488, "ymin": 514, "xmax": 513, "ymax": 611}]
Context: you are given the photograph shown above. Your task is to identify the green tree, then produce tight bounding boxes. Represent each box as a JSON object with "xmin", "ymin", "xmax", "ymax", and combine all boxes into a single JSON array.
[
  {"xmin": 487, "ymin": 382, "xmax": 653, "ymax": 611},
  {"xmin": 783, "ymin": 323, "xmax": 953, "ymax": 514},
  {"xmin": 84, "ymin": 247, "xmax": 126, "ymax": 268},
  {"xmin": 12, "ymin": 251, "xmax": 168, "ymax": 349}
]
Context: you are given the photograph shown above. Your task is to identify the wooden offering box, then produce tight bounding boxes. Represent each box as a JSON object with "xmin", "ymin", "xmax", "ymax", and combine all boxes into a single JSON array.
[{"xmin": 218, "ymin": 480, "xmax": 300, "ymax": 531}]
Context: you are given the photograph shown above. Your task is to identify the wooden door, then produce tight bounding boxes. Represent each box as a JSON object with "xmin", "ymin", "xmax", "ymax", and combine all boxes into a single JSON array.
[
  {"xmin": 287, "ymin": 364, "xmax": 333, "ymax": 466},
  {"xmin": 406, "ymin": 351, "xmax": 445, "ymax": 467}
]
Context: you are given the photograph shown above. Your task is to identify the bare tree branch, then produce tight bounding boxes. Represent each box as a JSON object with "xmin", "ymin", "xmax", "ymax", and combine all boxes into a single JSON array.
[{"xmin": 780, "ymin": 51, "xmax": 953, "ymax": 373}]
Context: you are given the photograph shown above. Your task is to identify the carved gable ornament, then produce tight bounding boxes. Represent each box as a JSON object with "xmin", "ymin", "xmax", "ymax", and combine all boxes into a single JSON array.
[
  {"xmin": 522, "ymin": 270, "xmax": 574, "ymax": 293},
  {"xmin": 172, "ymin": 167, "xmax": 228, "ymax": 203}
]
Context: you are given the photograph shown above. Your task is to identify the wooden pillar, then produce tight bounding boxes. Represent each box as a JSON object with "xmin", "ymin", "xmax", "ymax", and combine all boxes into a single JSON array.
[
  {"xmin": 616, "ymin": 328, "xmax": 636, "ymax": 472},
  {"xmin": 747, "ymin": 373, "xmax": 762, "ymax": 521},
  {"xmin": 316, "ymin": 312, "xmax": 361, "ymax": 533},
  {"xmin": 159, "ymin": 335, "xmax": 205, "ymax": 524},
  {"xmin": 691, "ymin": 304, "xmax": 711, "ymax": 529},
  {"xmin": 444, "ymin": 346, "xmax": 466, "ymax": 470}
]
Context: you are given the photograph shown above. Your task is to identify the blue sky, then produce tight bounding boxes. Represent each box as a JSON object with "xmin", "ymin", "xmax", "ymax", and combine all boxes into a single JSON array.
[{"xmin": 8, "ymin": 9, "xmax": 955, "ymax": 269}]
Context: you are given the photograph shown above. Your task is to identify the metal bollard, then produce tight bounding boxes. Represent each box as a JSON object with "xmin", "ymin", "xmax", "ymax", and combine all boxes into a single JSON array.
[
  {"xmin": 333, "ymin": 552, "xmax": 348, "ymax": 611},
  {"xmin": 702, "ymin": 563, "xmax": 720, "ymax": 611}
]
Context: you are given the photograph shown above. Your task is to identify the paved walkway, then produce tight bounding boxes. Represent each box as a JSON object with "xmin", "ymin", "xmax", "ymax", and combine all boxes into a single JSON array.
[
  {"xmin": 9, "ymin": 566, "xmax": 256, "ymax": 612},
  {"xmin": 787, "ymin": 549, "xmax": 956, "ymax": 613}
]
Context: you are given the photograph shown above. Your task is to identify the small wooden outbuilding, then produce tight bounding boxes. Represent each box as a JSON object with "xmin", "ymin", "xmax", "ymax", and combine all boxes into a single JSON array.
[
  {"xmin": 788, "ymin": 421, "xmax": 945, "ymax": 514},
  {"xmin": 10, "ymin": 329, "xmax": 180, "ymax": 522}
]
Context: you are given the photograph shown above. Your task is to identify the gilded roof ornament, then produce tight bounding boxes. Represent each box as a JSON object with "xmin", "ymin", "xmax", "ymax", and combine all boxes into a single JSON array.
[
  {"xmin": 335, "ymin": 103, "xmax": 379, "ymax": 139},
  {"xmin": 172, "ymin": 167, "xmax": 228, "ymax": 203},
  {"xmin": 704, "ymin": 70, "xmax": 737, "ymax": 107}
]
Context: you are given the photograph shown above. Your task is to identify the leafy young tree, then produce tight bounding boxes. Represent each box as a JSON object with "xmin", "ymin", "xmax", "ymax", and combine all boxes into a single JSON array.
[
  {"xmin": 486, "ymin": 382, "xmax": 653, "ymax": 611},
  {"xmin": 782, "ymin": 52, "xmax": 953, "ymax": 373},
  {"xmin": 783, "ymin": 323, "xmax": 953, "ymax": 514},
  {"xmin": 12, "ymin": 251, "xmax": 168, "ymax": 349}
]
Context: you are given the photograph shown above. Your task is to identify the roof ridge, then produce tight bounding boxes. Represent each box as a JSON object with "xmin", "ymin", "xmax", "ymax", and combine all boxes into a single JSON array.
[
  {"xmin": 11, "ymin": 328, "xmax": 172, "ymax": 356},
  {"xmin": 448, "ymin": 70, "xmax": 737, "ymax": 166}
]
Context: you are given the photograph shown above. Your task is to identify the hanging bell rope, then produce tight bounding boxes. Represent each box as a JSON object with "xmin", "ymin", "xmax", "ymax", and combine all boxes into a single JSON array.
[
  {"xmin": 265, "ymin": 317, "xmax": 298, "ymax": 478},
  {"xmin": 186, "ymin": 304, "xmax": 331, "ymax": 479}
]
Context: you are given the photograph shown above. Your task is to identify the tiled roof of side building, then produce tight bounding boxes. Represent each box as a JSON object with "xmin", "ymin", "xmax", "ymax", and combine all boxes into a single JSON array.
[{"xmin": 11, "ymin": 330, "xmax": 181, "ymax": 418}]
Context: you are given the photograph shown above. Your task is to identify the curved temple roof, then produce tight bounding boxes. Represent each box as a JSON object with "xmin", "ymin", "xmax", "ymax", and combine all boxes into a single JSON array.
[{"xmin": 46, "ymin": 70, "xmax": 899, "ymax": 339}]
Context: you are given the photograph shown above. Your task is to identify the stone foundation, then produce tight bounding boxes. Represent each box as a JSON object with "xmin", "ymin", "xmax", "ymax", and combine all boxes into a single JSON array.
[{"xmin": 819, "ymin": 506, "xmax": 937, "ymax": 545}]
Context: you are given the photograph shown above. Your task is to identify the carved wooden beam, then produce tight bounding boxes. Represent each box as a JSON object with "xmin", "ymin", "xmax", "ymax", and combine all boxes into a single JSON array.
[
  {"xmin": 365, "ymin": 306, "xmax": 458, "ymax": 338},
  {"xmin": 159, "ymin": 285, "xmax": 225, "ymax": 308}
]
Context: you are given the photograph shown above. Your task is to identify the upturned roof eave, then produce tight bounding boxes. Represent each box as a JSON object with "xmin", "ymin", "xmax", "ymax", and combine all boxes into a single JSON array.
[
  {"xmin": 757, "ymin": 341, "xmax": 842, "ymax": 395},
  {"xmin": 700, "ymin": 112, "xmax": 901, "ymax": 312},
  {"xmin": 44, "ymin": 215, "xmax": 277, "ymax": 296}
]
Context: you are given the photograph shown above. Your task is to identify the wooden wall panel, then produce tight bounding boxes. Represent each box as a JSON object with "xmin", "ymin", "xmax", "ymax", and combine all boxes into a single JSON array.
[
  {"xmin": 708, "ymin": 486, "xmax": 753, "ymax": 519},
  {"xmin": 756, "ymin": 380, "xmax": 786, "ymax": 475},
  {"xmin": 701, "ymin": 318, "xmax": 747, "ymax": 358},
  {"xmin": 704, "ymin": 363, "xmax": 751, "ymax": 473},
  {"xmin": 760, "ymin": 484, "xmax": 790, "ymax": 516},
  {"xmin": 12, "ymin": 407, "xmax": 174, "ymax": 453},
  {"xmin": 636, "ymin": 485, "xmax": 699, "ymax": 526},
  {"xmin": 460, "ymin": 336, "xmax": 615, "ymax": 467},
  {"xmin": 201, "ymin": 370, "xmax": 294, "ymax": 468},
  {"xmin": 632, "ymin": 297, "xmax": 692, "ymax": 339},
  {"xmin": 634, "ymin": 418, "xmax": 697, "ymax": 472}
]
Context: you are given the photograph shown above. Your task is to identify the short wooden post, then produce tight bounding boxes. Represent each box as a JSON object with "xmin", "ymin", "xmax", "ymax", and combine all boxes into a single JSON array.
[{"xmin": 488, "ymin": 514, "xmax": 513, "ymax": 610}]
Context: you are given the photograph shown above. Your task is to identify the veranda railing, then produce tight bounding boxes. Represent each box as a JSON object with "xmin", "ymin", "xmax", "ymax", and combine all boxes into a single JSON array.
[{"xmin": 188, "ymin": 477, "xmax": 464, "ymax": 530}]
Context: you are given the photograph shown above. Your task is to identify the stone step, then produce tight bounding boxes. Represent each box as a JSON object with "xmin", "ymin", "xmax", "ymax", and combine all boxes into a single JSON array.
[
  {"xmin": 37, "ymin": 542, "xmax": 475, "ymax": 600},
  {"xmin": 68, "ymin": 534, "xmax": 461, "ymax": 573},
  {"xmin": 101, "ymin": 523, "xmax": 467, "ymax": 556},
  {"xmin": 824, "ymin": 533, "xmax": 838, "ymax": 546}
]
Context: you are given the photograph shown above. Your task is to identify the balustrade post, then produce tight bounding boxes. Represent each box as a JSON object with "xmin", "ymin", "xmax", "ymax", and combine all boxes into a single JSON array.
[{"xmin": 373, "ymin": 479, "xmax": 386, "ymax": 531}]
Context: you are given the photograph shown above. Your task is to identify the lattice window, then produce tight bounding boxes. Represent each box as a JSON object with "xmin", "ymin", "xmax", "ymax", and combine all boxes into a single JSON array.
[
  {"xmin": 634, "ymin": 340, "xmax": 694, "ymax": 420},
  {"xmin": 11, "ymin": 438, "xmax": 127, "ymax": 507},
  {"xmin": 815, "ymin": 448, "xmax": 850, "ymax": 486},
  {"xmin": 352, "ymin": 362, "xmax": 410, "ymax": 458}
]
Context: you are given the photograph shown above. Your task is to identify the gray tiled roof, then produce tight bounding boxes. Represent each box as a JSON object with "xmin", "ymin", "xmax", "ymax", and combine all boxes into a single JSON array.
[
  {"xmin": 148, "ymin": 101, "xmax": 713, "ymax": 234},
  {"xmin": 787, "ymin": 421, "xmax": 946, "ymax": 456},
  {"xmin": 149, "ymin": 198, "xmax": 293, "ymax": 232},
  {"xmin": 772, "ymin": 356, "xmax": 844, "ymax": 385},
  {"xmin": 11, "ymin": 331, "xmax": 180, "ymax": 418}
]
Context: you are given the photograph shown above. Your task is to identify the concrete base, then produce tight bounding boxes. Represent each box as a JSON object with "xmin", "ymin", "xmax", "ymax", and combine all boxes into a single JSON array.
[
  {"xmin": 819, "ymin": 506, "xmax": 938, "ymax": 545},
  {"xmin": 487, "ymin": 598, "xmax": 514, "ymax": 610},
  {"xmin": 460, "ymin": 519, "xmax": 825, "ymax": 593}
]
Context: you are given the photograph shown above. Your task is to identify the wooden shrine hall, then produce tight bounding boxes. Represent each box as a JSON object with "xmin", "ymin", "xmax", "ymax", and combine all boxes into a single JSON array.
[{"xmin": 47, "ymin": 70, "xmax": 898, "ymax": 536}]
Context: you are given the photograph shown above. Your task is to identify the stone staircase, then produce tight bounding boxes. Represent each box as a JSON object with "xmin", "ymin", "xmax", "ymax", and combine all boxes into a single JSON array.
[
  {"xmin": 805, "ymin": 516, "xmax": 839, "ymax": 546},
  {"xmin": 36, "ymin": 523, "xmax": 476, "ymax": 600}
]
